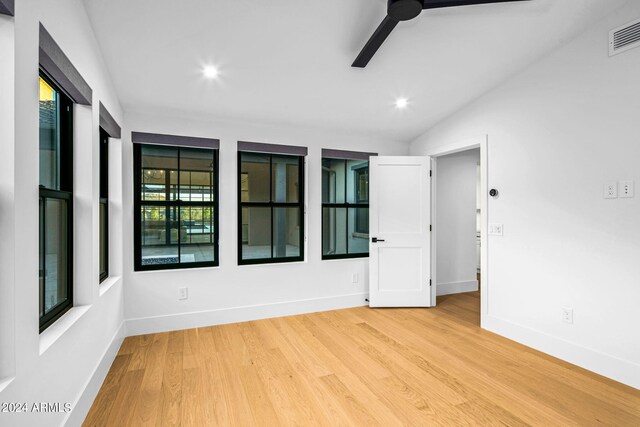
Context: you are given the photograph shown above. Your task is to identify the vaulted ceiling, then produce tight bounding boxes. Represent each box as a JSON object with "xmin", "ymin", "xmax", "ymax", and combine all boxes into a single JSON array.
[{"xmin": 83, "ymin": 0, "xmax": 629, "ymax": 141}]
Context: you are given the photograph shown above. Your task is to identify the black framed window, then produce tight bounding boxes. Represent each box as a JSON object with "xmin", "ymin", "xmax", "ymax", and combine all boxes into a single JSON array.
[
  {"xmin": 99, "ymin": 127, "xmax": 109, "ymax": 282},
  {"xmin": 39, "ymin": 72, "xmax": 74, "ymax": 332},
  {"xmin": 238, "ymin": 152, "xmax": 305, "ymax": 265},
  {"xmin": 134, "ymin": 144, "xmax": 219, "ymax": 271},
  {"xmin": 322, "ymin": 157, "xmax": 369, "ymax": 259}
]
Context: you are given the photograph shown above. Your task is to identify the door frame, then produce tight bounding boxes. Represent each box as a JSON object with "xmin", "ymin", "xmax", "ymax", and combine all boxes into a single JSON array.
[{"xmin": 427, "ymin": 135, "xmax": 489, "ymax": 326}]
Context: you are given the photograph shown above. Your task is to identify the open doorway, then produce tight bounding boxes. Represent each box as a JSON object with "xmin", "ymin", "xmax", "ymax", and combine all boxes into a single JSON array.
[{"xmin": 430, "ymin": 137, "xmax": 487, "ymax": 326}]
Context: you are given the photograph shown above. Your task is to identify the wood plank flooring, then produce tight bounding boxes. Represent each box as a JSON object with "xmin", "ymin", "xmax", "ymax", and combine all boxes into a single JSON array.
[{"xmin": 84, "ymin": 292, "xmax": 640, "ymax": 426}]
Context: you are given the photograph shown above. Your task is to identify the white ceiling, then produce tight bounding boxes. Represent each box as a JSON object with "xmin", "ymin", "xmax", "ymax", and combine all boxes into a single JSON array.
[{"xmin": 83, "ymin": 0, "xmax": 628, "ymax": 141}]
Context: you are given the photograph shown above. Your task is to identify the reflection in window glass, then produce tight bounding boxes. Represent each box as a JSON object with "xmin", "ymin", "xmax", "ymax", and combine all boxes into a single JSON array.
[
  {"xmin": 39, "ymin": 74, "xmax": 73, "ymax": 332},
  {"xmin": 180, "ymin": 206, "xmax": 215, "ymax": 263},
  {"xmin": 321, "ymin": 158, "xmax": 345, "ymax": 204},
  {"xmin": 241, "ymin": 207, "xmax": 271, "ymax": 260},
  {"xmin": 135, "ymin": 144, "xmax": 218, "ymax": 270},
  {"xmin": 271, "ymin": 155, "xmax": 299, "ymax": 203},
  {"xmin": 99, "ymin": 127, "xmax": 109, "ymax": 282},
  {"xmin": 41, "ymin": 198, "xmax": 69, "ymax": 314},
  {"xmin": 239, "ymin": 152, "xmax": 304, "ymax": 264},
  {"xmin": 321, "ymin": 156, "xmax": 370, "ymax": 259},
  {"xmin": 240, "ymin": 152, "xmax": 270, "ymax": 202},
  {"xmin": 39, "ymin": 77, "xmax": 61, "ymax": 190},
  {"xmin": 272, "ymin": 207, "xmax": 301, "ymax": 258},
  {"xmin": 99, "ymin": 201, "xmax": 107, "ymax": 276},
  {"xmin": 322, "ymin": 207, "xmax": 347, "ymax": 256}
]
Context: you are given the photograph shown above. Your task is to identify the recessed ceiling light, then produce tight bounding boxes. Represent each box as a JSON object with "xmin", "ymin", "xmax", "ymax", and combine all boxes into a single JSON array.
[
  {"xmin": 395, "ymin": 98, "xmax": 408, "ymax": 110},
  {"xmin": 203, "ymin": 65, "xmax": 219, "ymax": 79}
]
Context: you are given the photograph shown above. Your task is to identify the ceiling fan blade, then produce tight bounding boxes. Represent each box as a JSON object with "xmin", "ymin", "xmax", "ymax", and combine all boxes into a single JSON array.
[
  {"xmin": 352, "ymin": 16, "xmax": 399, "ymax": 68},
  {"xmin": 423, "ymin": 0, "xmax": 530, "ymax": 9}
]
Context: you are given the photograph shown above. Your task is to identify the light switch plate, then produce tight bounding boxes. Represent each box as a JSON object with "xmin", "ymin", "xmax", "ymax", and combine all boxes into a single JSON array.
[
  {"xmin": 604, "ymin": 182, "xmax": 618, "ymax": 199},
  {"xmin": 488, "ymin": 223, "xmax": 503, "ymax": 236},
  {"xmin": 620, "ymin": 180, "xmax": 634, "ymax": 198}
]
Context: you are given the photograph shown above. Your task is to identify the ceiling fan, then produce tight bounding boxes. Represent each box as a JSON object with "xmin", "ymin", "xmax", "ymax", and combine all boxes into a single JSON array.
[{"xmin": 353, "ymin": 0, "xmax": 530, "ymax": 68}]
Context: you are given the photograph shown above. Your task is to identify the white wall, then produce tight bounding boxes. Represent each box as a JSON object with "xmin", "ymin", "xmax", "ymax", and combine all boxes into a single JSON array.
[
  {"xmin": 435, "ymin": 149, "xmax": 480, "ymax": 296},
  {"xmin": 410, "ymin": 2, "xmax": 640, "ymax": 389},
  {"xmin": 0, "ymin": 1, "xmax": 125, "ymax": 426},
  {"xmin": 123, "ymin": 111, "xmax": 408, "ymax": 335}
]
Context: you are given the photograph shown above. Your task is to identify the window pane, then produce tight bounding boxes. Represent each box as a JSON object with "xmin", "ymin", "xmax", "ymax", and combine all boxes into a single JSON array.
[
  {"xmin": 240, "ymin": 152, "xmax": 270, "ymax": 202},
  {"xmin": 347, "ymin": 160, "xmax": 369, "ymax": 204},
  {"xmin": 322, "ymin": 158, "xmax": 345, "ymax": 204},
  {"xmin": 348, "ymin": 207, "xmax": 369, "ymax": 254},
  {"xmin": 179, "ymin": 148, "xmax": 214, "ymax": 202},
  {"xmin": 41, "ymin": 198, "xmax": 69, "ymax": 314},
  {"xmin": 271, "ymin": 155, "xmax": 299, "ymax": 203},
  {"xmin": 141, "ymin": 145, "xmax": 178, "ymax": 201},
  {"xmin": 322, "ymin": 207, "xmax": 347, "ymax": 256},
  {"xmin": 39, "ymin": 77, "xmax": 61, "ymax": 190},
  {"xmin": 273, "ymin": 207, "xmax": 301, "ymax": 258},
  {"xmin": 99, "ymin": 201, "xmax": 107, "ymax": 276},
  {"xmin": 39, "ymin": 198, "xmax": 44, "ymax": 317},
  {"xmin": 241, "ymin": 207, "xmax": 271, "ymax": 260},
  {"xmin": 140, "ymin": 205, "xmax": 179, "ymax": 265},
  {"xmin": 100, "ymin": 129, "xmax": 109, "ymax": 199},
  {"xmin": 179, "ymin": 206, "xmax": 214, "ymax": 263}
]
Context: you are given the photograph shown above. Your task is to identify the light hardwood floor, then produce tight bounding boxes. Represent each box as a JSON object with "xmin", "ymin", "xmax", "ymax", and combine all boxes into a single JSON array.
[{"xmin": 84, "ymin": 292, "xmax": 640, "ymax": 426}]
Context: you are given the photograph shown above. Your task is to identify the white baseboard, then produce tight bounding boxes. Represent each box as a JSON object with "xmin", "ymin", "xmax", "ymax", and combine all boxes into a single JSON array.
[
  {"xmin": 63, "ymin": 321, "xmax": 125, "ymax": 427},
  {"xmin": 437, "ymin": 280, "xmax": 478, "ymax": 296},
  {"xmin": 483, "ymin": 315, "xmax": 640, "ymax": 390},
  {"xmin": 125, "ymin": 293, "xmax": 369, "ymax": 337}
]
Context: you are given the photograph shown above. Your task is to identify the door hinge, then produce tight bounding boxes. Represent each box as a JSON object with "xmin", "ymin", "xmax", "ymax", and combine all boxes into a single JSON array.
[
  {"xmin": 429, "ymin": 170, "xmax": 432, "ymax": 177},
  {"xmin": 429, "ymin": 279, "xmax": 432, "ymax": 287},
  {"xmin": 430, "ymin": 225, "xmax": 432, "ymax": 232}
]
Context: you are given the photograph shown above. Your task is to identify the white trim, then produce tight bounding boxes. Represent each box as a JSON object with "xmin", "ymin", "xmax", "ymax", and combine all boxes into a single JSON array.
[
  {"xmin": 39, "ymin": 305, "xmax": 91, "ymax": 355},
  {"xmin": 0, "ymin": 376, "xmax": 14, "ymax": 394},
  {"xmin": 427, "ymin": 135, "xmax": 488, "ymax": 319},
  {"xmin": 63, "ymin": 321, "xmax": 125, "ymax": 427},
  {"xmin": 436, "ymin": 280, "xmax": 478, "ymax": 296},
  {"xmin": 484, "ymin": 315, "xmax": 640, "ymax": 390},
  {"xmin": 126, "ymin": 293, "xmax": 368, "ymax": 336},
  {"xmin": 99, "ymin": 275, "xmax": 121, "ymax": 297}
]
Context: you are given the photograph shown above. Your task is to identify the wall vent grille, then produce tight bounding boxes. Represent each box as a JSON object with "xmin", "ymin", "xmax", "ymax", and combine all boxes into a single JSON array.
[{"xmin": 610, "ymin": 18, "xmax": 640, "ymax": 56}]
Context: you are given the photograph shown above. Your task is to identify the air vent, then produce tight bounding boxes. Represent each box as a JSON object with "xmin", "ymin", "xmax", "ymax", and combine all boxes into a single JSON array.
[{"xmin": 609, "ymin": 18, "xmax": 640, "ymax": 56}]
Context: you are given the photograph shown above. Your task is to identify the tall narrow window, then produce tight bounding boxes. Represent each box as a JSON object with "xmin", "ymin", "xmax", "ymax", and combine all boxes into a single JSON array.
[
  {"xmin": 99, "ymin": 127, "xmax": 109, "ymax": 282},
  {"xmin": 134, "ymin": 143, "xmax": 219, "ymax": 270},
  {"xmin": 322, "ymin": 151, "xmax": 372, "ymax": 259},
  {"xmin": 39, "ymin": 72, "xmax": 73, "ymax": 332},
  {"xmin": 238, "ymin": 151, "xmax": 305, "ymax": 264}
]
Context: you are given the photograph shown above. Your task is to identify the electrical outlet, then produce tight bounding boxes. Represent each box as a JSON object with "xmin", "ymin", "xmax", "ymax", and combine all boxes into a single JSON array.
[
  {"xmin": 488, "ymin": 223, "xmax": 503, "ymax": 236},
  {"xmin": 562, "ymin": 307, "xmax": 573, "ymax": 324},
  {"xmin": 604, "ymin": 182, "xmax": 618, "ymax": 199},
  {"xmin": 352, "ymin": 273, "xmax": 359, "ymax": 284},
  {"xmin": 620, "ymin": 180, "xmax": 634, "ymax": 198},
  {"xmin": 178, "ymin": 287, "xmax": 188, "ymax": 300}
]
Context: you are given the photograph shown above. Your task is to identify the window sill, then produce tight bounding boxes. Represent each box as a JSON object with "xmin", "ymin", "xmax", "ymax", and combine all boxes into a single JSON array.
[
  {"xmin": 322, "ymin": 255, "xmax": 369, "ymax": 262},
  {"xmin": 134, "ymin": 264, "xmax": 219, "ymax": 274},
  {"xmin": 39, "ymin": 305, "xmax": 90, "ymax": 355},
  {"xmin": 99, "ymin": 276, "xmax": 121, "ymax": 297},
  {"xmin": 0, "ymin": 376, "xmax": 15, "ymax": 394},
  {"xmin": 238, "ymin": 259, "xmax": 308, "ymax": 267}
]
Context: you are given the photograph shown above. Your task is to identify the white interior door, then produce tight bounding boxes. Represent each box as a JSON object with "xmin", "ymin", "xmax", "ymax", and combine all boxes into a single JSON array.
[{"xmin": 369, "ymin": 156, "xmax": 431, "ymax": 307}]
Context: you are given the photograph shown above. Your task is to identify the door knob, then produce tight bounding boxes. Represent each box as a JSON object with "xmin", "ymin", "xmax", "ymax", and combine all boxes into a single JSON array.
[{"xmin": 371, "ymin": 237, "xmax": 385, "ymax": 243}]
